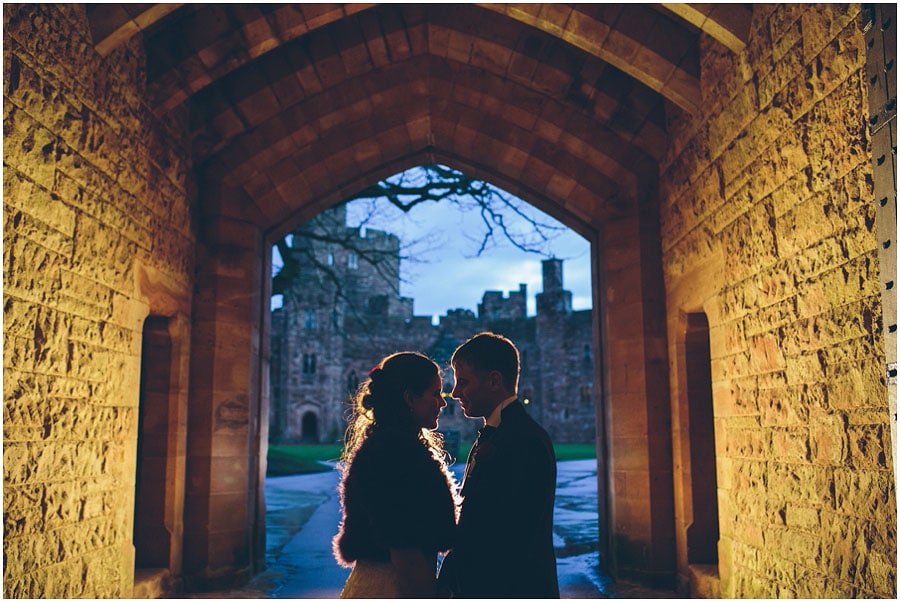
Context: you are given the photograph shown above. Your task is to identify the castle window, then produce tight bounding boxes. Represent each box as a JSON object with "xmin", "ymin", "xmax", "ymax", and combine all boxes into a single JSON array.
[
  {"xmin": 302, "ymin": 353, "xmax": 317, "ymax": 374},
  {"xmin": 327, "ymin": 252, "xmax": 334, "ymax": 266},
  {"xmin": 347, "ymin": 252, "xmax": 358, "ymax": 269},
  {"xmin": 304, "ymin": 310, "xmax": 317, "ymax": 330}
]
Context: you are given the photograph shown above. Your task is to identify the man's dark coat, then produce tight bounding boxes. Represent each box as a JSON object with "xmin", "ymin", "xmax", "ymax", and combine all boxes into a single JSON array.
[{"xmin": 438, "ymin": 401, "xmax": 560, "ymax": 598}]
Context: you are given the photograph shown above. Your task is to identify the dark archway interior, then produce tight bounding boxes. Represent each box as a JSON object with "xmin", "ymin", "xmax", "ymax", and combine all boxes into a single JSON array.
[
  {"xmin": 684, "ymin": 312, "xmax": 718, "ymax": 566},
  {"xmin": 135, "ymin": 316, "xmax": 174, "ymax": 570}
]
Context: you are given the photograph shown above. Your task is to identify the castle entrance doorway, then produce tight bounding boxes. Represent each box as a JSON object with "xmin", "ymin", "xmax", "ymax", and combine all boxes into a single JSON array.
[{"xmin": 301, "ymin": 412, "xmax": 319, "ymax": 443}]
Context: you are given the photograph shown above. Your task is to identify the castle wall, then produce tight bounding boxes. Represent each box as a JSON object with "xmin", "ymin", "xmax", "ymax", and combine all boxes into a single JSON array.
[
  {"xmin": 4, "ymin": 4, "xmax": 194, "ymax": 597},
  {"xmin": 273, "ymin": 217, "xmax": 596, "ymax": 446},
  {"xmin": 659, "ymin": 4, "xmax": 895, "ymax": 596},
  {"xmin": 479, "ymin": 284, "xmax": 527, "ymax": 320},
  {"xmin": 536, "ymin": 310, "xmax": 596, "ymax": 443}
]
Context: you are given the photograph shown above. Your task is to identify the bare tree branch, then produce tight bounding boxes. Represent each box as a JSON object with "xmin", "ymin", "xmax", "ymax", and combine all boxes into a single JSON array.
[
  {"xmin": 346, "ymin": 164, "xmax": 566, "ymax": 256},
  {"xmin": 273, "ymin": 164, "xmax": 568, "ymax": 315}
]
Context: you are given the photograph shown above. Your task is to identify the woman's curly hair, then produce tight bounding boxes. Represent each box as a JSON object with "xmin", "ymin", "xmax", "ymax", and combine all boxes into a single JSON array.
[{"xmin": 340, "ymin": 351, "xmax": 447, "ymax": 464}]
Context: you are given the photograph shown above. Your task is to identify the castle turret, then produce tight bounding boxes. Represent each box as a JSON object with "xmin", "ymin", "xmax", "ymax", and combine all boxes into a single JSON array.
[
  {"xmin": 543, "ymin": 258, "xmax": 563, "ymax": 291},
  {"xmin": 536, "ymin": 258, "xmax": 572, "ymax": 315}
]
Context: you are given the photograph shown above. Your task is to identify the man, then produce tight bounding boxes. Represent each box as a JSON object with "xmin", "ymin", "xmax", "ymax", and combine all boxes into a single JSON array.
[{"xmin": 438, "ymin": 332, "xmax": 560, "ymax": 598}]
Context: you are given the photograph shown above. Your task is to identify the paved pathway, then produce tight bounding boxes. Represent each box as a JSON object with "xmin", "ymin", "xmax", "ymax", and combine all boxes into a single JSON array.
[{"xmin": 189, "ymin": 460, "xmax": 681, "ymax": 599}]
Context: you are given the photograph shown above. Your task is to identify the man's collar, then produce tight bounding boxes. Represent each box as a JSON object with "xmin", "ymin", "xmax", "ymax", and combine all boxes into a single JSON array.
[{"xmin": 484, "ymin": 394, "xmax": 517, "ymax": 427}]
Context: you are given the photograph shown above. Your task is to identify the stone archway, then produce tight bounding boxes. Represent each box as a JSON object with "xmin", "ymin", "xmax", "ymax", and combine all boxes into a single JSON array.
[
  {"xmin": 192, "ymin": 167, "xmax": 671, "ymax": 589},
  {"xmin": 8, "ymin": 4, "xmax": 892, "ymax": 599},
  {"xmin": 183, "ymin": 4, "xmax": 677, "ymax": 587}
]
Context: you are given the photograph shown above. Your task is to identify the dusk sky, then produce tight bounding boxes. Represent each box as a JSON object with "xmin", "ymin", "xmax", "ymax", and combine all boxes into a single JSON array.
[
  {"xmin": 344, "ymin": 197, "xmax": 593, "ymax": 321},
  {"xmin": 272, "ymin": 171, "xmax": 594, "ymax": 321}
]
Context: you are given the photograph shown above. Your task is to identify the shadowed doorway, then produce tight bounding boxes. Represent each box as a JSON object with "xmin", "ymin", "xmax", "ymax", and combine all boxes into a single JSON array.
[
  {"xmin": 684, "ymin": 313, "xmax": 719, "ymax": 568},
  {"xmin": 301, "ymin": 412, "xmax": 319, "ymax": 443}
]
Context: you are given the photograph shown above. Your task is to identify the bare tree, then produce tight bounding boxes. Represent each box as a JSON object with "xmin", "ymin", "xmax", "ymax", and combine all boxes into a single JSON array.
[
  {"xmin": 346, "ymin": 164, "xmax": 565, "ymax": 256},
  {"xmin": 272, "ymin": 164, "xmax": 567, "ymax": 305}
]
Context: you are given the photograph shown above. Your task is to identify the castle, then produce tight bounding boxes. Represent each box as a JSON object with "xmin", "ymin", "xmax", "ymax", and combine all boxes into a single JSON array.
[{"xmin": 270, "ymin": 204, "xmax": 596, "ymax": 446}]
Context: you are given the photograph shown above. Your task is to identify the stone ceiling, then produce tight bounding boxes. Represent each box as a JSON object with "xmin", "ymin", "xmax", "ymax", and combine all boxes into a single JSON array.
[{"xmin": 84, "ymin": 3, "xmax": 751, "ymax": 236}]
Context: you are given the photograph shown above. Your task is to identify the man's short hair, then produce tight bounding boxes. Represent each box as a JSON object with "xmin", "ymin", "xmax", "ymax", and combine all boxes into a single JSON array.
[{"xmin": 451, "ymin": 332, "xmax": 519, "ymax": 392}]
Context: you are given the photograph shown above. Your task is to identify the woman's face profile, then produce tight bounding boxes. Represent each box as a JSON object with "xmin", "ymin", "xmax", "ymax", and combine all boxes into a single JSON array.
[{"xmin": 408, "ymin": 375, "xmax": 446, "ymax": 430}]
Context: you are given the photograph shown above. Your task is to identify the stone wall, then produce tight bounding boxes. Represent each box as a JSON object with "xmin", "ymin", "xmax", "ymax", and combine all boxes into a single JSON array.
[
  {"xmin": 660, "ymin": 4, "xmax": 896, "ymax": 597},
  {"xmin": 3, "ymin": 4, "xmax": 194, "ymax": 598}
]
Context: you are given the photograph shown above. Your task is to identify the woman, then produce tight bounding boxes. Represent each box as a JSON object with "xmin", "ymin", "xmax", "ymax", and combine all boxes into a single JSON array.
[{"xmin": 332, "ymin": 352, "xmax": 459, "ymax": 598}]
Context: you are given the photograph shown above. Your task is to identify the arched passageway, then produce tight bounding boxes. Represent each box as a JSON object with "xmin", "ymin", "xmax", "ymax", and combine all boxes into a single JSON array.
[
  {"xmin": 4, "ymin": 4, "xmax": 895, "ymax": 599},
  {"xmin": 181, "ymin": 4, "xmax": 677, "ymax": 589}
]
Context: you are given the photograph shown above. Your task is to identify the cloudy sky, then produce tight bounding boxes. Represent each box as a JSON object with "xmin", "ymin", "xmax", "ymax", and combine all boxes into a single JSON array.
[
  {"xmin": 272, "ymin": 174, "xmax": 594, "ymax": 322},
  {"xmin": 345, "ymin": 199, "xmax": 593, "ymax": 321}
]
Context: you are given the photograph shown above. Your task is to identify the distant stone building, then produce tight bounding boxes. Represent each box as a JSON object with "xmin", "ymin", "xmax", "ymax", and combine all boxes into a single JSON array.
[{"xmin": 270, "ymin": 205, "xmax": 596, "ymax": 445}]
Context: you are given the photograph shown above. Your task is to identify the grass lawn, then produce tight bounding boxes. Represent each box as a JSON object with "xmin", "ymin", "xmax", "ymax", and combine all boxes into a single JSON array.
[
  {"xmin": 266, "ymin": 444, "xmax": 344, "ymax": 476},
  {"xmin": 267, "ymin": 442, "xmax": 596, "ymax": 476}
]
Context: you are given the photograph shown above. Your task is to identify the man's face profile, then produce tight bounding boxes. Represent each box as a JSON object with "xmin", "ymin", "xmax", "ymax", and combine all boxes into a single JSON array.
[{"xmin": 450, "ymin": 361, "xmax": 497, "ymax": 419}]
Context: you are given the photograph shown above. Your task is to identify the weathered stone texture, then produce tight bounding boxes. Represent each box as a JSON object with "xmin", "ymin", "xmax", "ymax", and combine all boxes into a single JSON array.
[
  {"xmin": 661, "ymin": 4, "xmax": 895, "ymax": 598},
  {"xmin": 3, "ymin": 3, "xmax": 193, "ymax": 597}
]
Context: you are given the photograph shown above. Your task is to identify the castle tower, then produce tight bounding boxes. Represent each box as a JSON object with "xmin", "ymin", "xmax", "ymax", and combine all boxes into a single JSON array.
[
  {"xmin": 536, "ymin": 258, "xmax": 572, "ymax": 315},
  {"xmin": 534, "ymin": 259, "xmax": 594, "ymax": 442},
  {"xmin": 543, "ymin": 257, "xmax": 563, "ymax": 291}
]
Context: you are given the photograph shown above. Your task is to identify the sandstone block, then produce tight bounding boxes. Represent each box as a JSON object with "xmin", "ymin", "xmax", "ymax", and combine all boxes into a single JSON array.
[
  {"xmin": 847, "ymin": 423, "xmax": 890, "ymax": 470},
  {"xmin": 809, "ymin": 410, "xmax": 848, "ymax": 466},
  {"xmin": 760, "ymin": 385, "xmax": 810, "ymax": 426},
  {"xmin": 785, "ymin": 503, "xmax": 820, "ymax": 529},
  {"xmin": 709, "ymin": 83, "xmax": 759, "ymax": 160},
  {"xmin": 770, "ymin": 427, "xmax": 810, "ymax": 463},
  {"xmin": 723, "ymin": 429, "xmax": 767, "ymax": 459},
  {"xmin": 767, "ymin": 4, "xmax": 804, "ymax": 49},
  {"xmin": 832, "ymin": 467, "xmax": 895, "ymax": 519},
  {"xmin": 748, "ymin": 333, "xmax": 787, "ymax": 373},
  {"xmin": 806, "ymin": 79, "xmax": 868, "ymax": 195},
  {"xmin": 800, "ymin": 4, "xmax": 861, "ymax": 65},
  {"xmin": 784, "ymin": 352, "xmax": 825, "ymax": 386},
  {"xmin": 770, "ymin": 170, "xmax": 814, "ymax": 218}
]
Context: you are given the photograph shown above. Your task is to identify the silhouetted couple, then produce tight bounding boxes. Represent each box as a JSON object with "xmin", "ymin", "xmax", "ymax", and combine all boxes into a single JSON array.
[{"xmin": 332, "ymin": 332, "xmax": 560, "ymax": 598}]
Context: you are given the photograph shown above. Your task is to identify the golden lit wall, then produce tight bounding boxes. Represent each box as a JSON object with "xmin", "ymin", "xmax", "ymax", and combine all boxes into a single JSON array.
[
  {"xmin": 660, "ymin": 4, "xmax": 895, "ymax": 597},
  {"xmin": 3, "ymin": 4, "xmax": 194, "ymax": 597}
]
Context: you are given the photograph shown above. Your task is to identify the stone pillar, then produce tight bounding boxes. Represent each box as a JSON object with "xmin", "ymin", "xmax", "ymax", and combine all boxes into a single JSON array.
[
  {"xmin": 598, "ymin": 197, "xmax": 676, "ymax": 585},
  {"xmin": 182, "ymin": 211, "xmax": 265, "ymax": 590}
]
